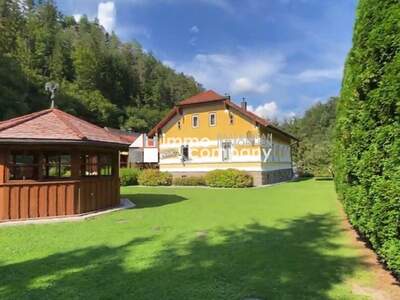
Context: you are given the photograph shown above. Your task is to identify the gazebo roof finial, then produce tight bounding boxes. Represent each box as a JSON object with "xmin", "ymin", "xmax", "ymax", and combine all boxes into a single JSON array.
[{"xmin": 45, "ymin": 81, "xmax": 59, "ymax": 109}]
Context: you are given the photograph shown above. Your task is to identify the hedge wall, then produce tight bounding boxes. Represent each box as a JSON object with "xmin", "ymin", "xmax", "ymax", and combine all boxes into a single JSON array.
[{"xmin": 335, "ymin": 1, "xmax": 400, "ymax": 276}]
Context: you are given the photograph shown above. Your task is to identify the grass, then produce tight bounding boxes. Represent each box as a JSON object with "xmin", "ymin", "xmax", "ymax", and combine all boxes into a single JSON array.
[{"xmin": 0, "ymin": 179, "xmax": 373, "ymax": 299}]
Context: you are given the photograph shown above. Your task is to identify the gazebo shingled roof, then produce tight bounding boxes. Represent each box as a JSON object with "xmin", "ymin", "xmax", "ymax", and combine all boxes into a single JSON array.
[{"xmin": 0, "ymin": 108, "xmax": 129, "ymax": 146}]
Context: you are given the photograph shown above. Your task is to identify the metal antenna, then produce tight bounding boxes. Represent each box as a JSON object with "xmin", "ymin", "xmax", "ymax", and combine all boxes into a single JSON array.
[{"xmin": 45, "ymin": 82, "xmax": 59, "ymax": 108}]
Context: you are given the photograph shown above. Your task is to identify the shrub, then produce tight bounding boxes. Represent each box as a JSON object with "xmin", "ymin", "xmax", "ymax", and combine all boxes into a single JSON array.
[
  {"xmin": 205, "ymin": 169, "xmax": 253, "ymax": 188},
  {"xmin": 173, "ymin": 176, "xmax": 206, "ymax": 186},
  {"xmin": 119, "ymin": 168, "xmax": 141, "ymax": 186},
  {"xmin": 334, "ymin": 1, "xmax": 400, "ymax": 277},
  {"xmin": 137, "ymin": 169, "xmax": 172, "ymax": 186}
]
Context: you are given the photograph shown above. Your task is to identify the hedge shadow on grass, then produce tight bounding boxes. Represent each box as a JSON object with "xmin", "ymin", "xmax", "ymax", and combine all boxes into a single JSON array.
[
  {"xmin": 0, "ymin": 214, "xmax": 368, "ymax": 299},
  {"xmin": 123, "ymin": 193, "xmax": 187, "ymax": 209}
]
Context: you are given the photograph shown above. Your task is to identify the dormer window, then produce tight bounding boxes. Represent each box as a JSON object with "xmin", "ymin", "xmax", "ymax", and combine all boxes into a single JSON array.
[
  {"xmin": 209, "ymin": 112, "xmax": 216, "ymax": 127},
  {"xmin": 192, "ymin": 114, "xmax": 199, "ymax": 128}
]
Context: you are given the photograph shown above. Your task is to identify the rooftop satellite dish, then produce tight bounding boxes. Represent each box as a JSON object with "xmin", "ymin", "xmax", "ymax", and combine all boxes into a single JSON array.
[{"xmin": 45, "ymin": 82, "xmax": 59, "ymax": 108}]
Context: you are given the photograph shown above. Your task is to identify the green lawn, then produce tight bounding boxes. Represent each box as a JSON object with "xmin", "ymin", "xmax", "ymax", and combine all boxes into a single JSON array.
[{"xmin": 0, "ymin": 180, "xmax": 373, "ymax": 299}]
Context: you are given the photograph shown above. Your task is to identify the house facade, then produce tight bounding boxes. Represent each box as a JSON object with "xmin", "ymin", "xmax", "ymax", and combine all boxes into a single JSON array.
[{"xmin": 148, "ymin": 90, "xmax": 298, "ymax": 186}]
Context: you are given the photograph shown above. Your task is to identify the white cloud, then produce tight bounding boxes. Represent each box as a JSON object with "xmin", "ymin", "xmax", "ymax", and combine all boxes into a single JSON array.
[
  {"xmin": 162, "ymin": 60, "xmax": 176, "ymax": 68},
  {"xmin": 248, "ymin": 101, "xmax": 296, "ymax": 121},
  {"xmin": 190, "ymin": 25, "xmax": 199, "ymax": 33},
  {"xmin": 73, "ymin": 14, "xmax": 82, "ymax": 22},
  {"xmin": 116, "ymin": 24, "xmax": 151, "ymax": 40},
  {"xmin": 231, "ymin": 77, "xmax": 270, "ymax": 94},
  {"xmin": 189, "ymin": 36, "xmax": 197, "ymax": 46},
  {"xmin": 175, "ymin": 51, "xmax": 285, "ymax": 96},
  {"xmin": 297, "ymin": 66, "xmax": 343, "ymax": 82},
  {"xmin": 248, "ymin": 102, "xmax": 278, "ymax": 119},
  {"xmin": 98, "ymin": 1, "xmax": 116, "ymax": 33}
]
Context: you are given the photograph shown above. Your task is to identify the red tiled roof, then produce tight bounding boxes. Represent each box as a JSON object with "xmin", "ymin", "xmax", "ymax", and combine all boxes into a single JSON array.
[
  {"xmin": 104, "ymin": 127, "xmax": 139, "ymax": 144},
  {"xmin": 226, "ymin": 101, "xmax": 268, "ymax": 127},
  {"xmin": 148, "ymin": 107, "xmax": 179, "ymax": 137},
  {"xmin": 0, "ymin": 108, "xmax": 130, "ymax": 145},
  {"xmin": 226, "ymin": 101, "xmax": 298, "ymax": 140},
  {"xmin": 148, "ymin": 90, "xmax": 298, "ymax": 140},
  {"xmin": 179, "ymin": 90, "xmax": 227, "ymax": 105}
]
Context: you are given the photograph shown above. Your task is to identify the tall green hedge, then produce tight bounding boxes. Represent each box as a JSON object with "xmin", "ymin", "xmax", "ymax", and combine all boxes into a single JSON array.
[{"xmin": 335, "ymin": 1, "xmax": 400, "ymax": 276}]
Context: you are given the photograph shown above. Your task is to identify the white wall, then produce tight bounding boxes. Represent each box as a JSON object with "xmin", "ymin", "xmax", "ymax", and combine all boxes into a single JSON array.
[{"xmin": 144, "ymin": 148, "xmax": 159, "ymax": 163}]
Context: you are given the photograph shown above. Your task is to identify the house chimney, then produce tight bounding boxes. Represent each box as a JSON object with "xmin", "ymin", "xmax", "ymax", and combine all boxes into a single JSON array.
[{"xmin": 241, "ymin": 97, "xmax": 247, "ymax": 110}]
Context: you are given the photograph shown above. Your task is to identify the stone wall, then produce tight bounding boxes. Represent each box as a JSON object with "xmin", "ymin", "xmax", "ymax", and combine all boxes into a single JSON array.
[{"xmin": 261, "ymin": 169, "xmax": 293, "ymax": 185}]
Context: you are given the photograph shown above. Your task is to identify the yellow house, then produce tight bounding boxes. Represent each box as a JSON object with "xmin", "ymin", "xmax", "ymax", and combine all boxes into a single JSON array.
[{"xmin": 148, "ymin": 90, "xmax": 298, "ymax": 186}]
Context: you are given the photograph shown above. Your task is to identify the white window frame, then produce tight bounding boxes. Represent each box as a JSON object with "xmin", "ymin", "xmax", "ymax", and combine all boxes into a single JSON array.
[
  {"xmin": 192, "ymin": 114, "xmax": 199, "ymax": 128},
  {"xmin": 208, "ymin": 112, "xmax": 217, "ymax": 127}
]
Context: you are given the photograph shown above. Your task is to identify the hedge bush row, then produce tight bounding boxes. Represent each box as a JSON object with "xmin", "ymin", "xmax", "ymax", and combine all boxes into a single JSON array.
[
  {"xmin": 137, "ymin": 169, "xmax": 173, "ymax": 186},
  {"xmin": 172, "ymin": 176, "xmax": 206, "ymax": 186},
  {"xmin": 334, "ymin": 0, "xmax": 400, "ymax": 276},
  {"xmin": 205, "ymin": 169, "xmax": 253, "ymax": 188},
  {"xmin": 119, "ymin": 168, "xmax": 141, "ymax": 186},
  {"xmin": 120, "ymin": 168, "xmax": 253, "ymax": 188}
]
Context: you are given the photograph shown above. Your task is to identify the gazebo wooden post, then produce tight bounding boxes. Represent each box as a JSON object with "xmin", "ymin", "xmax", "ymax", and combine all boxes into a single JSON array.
[
  {"xmin": 71, "ymin": 149, "xmax": 81, "ymax": 214},
  {"xmin": 0, "ymin": 151, "xmax": 5, "ymax": 184},
  {"xmin": 38, "ymin": 152, "xmax": 45, "ymax": 180},
  {"xmin": 0, "ymin": 151, "xmax": 5, "ymax": 220},
  {"xmin": 71, "ymin": 150, "xmax": 81, "ymax": 179},
  {"xmin": 113, "ymin": 151, "xmax": 120, "ymax": 200}
]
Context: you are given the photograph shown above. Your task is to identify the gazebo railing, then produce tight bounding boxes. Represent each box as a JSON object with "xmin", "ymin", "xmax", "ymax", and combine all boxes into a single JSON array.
[{"xmin": 0, "ymin": 177, "xmax": 120, "ymax": 221}]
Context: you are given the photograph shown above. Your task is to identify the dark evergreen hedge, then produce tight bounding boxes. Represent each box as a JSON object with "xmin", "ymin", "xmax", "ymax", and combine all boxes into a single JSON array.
[{"xmin": 335, "ymin": 1, "xmax": 400, "ymax": 276}]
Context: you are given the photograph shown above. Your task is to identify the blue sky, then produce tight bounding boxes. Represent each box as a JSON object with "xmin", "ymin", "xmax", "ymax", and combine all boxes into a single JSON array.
[{"xmin": 57, "ymin": 0, "xmax": 357, "ymax": 120}]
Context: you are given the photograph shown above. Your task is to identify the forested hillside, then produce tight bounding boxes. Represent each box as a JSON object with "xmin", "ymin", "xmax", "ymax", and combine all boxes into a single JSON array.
[
  {"xmin": 281, "ymin": 97, "xmax": 337, "ymax": 177},
  {"xmin": 335, "ymin": 0, "xmax": 399, "ymax": 276},
  {"xmin": 0, "ymin": 0, "xmax": 202, "ymax": 131}
]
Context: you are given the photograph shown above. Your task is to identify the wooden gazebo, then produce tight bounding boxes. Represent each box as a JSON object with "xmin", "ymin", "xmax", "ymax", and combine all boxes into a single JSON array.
[{"xmin": 0, "ymin": 108, "xmax": 130, "ymax": 222}]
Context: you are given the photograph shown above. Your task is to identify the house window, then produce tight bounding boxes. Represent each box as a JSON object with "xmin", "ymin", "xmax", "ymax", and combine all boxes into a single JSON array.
[
  {"xmin": 181, "ymin": 145, "xmax": 189, "ymax": 161},
  {"xmin": 44, "ymin": 153, "xmax": 71, "ymax": 178},
  {"xmin": 99, "ymin": 154, "xmax": 113, "ymax": 176},
  {"xmin": 177, "ymin": 120, "xmax": 181, "ymax": 129},
  {"xmin": 209, "ymin": 112, "xmax": 216, "ymax": 127},
  {"xmin": 7, "ymin": 152, "xmax": 39, "ymax": 180},
  {"xmin": 192, "ymin": 114, "xmax": 199, "ymax": 128},
  {"xmin": 222, "ymin": 142, "xmax": 232, "ymax": 161},
  {"xmin": 81, "ymin": 154, "xmax": 98, "ymax": 176},
  {"xmin": 229, "ymin": 112, "xmax": 234, "ymax": 125}
]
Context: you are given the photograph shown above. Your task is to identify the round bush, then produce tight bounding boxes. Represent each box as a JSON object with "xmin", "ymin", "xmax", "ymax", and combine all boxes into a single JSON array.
[
  {"xmin": 137, "ymin": 169, "xmax": 172, "ymax": 186},
  {"xmin": 119, "ymin": 168, "xmax": 141, "ymax": 186},
  {"xmin": 173, "ymin": 176, "xmax": 206, "ymax": 186},
  {"xmin": 205, "ymin": 169, "xmax": 253, "ymax": 188}
]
